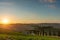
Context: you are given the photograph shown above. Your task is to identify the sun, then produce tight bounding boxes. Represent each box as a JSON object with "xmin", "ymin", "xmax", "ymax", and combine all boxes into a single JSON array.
[{"xmin": 2, "ymin": 18, "xmax": 9, "ymax": 24}]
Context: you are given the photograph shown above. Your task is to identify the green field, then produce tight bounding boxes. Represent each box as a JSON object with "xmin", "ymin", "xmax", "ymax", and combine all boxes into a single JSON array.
[{"xmin": 0, "ymin": 34, "xmax": 60, "ymax": 40}]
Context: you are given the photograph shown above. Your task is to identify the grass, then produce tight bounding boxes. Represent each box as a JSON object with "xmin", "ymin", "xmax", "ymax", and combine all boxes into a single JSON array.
[{"xmin": 0, "ymin": 34, "xmax": 60, "ymax": 40}]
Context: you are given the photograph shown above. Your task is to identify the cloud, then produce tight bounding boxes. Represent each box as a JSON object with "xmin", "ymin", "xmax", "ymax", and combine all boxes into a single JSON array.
[
  {"xmin": 0, "ymin": 2, "xmax": 14, "ymax": 6},
  {"xmin": 40, "ymin": 0, "xmax": 56, "ymax": 3},
  {"xmin": 47, "ymin": 0, "xmax": 56, "ymax": 3},
  {"xmin": 39, "ymin": 0, "xmax": 57, "ymax": 8},
  {"xmin": 48, "ymin": 4, "xmax": 56, "ymax": 8}
]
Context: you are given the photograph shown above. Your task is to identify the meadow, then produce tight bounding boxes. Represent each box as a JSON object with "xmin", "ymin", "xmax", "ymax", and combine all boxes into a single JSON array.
[{"xmin": 0, "ymin": 34, "xmax": 60, "ymax": 40}]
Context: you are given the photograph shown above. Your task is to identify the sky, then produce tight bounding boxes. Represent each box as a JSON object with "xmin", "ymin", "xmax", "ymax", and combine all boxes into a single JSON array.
[{"xmin": 0, "ymin": 0, "xmax": 60, "ymax": 23}]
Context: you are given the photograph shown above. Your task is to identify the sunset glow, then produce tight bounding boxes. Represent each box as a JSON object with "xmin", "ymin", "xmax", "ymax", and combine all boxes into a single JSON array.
[{"xmin": 1, "ymin": 18, "xmax": 10, "ymax": 24}]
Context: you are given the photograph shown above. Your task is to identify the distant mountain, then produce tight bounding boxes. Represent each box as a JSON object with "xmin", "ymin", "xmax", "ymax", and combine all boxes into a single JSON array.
[
  {"xmin": 0, "ymin": 23, "xmax": 60, "ymax": 32},
  {"xmin": 8, "ymin": 23, "xmax": 60, "ymax": 32},
  {"xmin": 38, "ymin": 23, "xmax": 60, "ymax": 28}
]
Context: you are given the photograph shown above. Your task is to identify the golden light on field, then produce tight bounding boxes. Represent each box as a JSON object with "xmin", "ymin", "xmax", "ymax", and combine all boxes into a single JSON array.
[{"xmin": 1, "ymin": 18, "xmax": 10, "ymax": 24}]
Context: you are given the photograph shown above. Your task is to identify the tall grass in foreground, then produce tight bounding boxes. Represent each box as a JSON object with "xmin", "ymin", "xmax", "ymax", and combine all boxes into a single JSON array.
[{"xmin": 0, "ymin": 34, "xmax": 60, "ymax": 40}]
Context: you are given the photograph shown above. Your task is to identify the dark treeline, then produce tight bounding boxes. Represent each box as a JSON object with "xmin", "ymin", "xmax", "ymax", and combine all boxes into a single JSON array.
[{"xmin": 26, "ymin": 25, "xmax": 60, "ymax": 36}]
